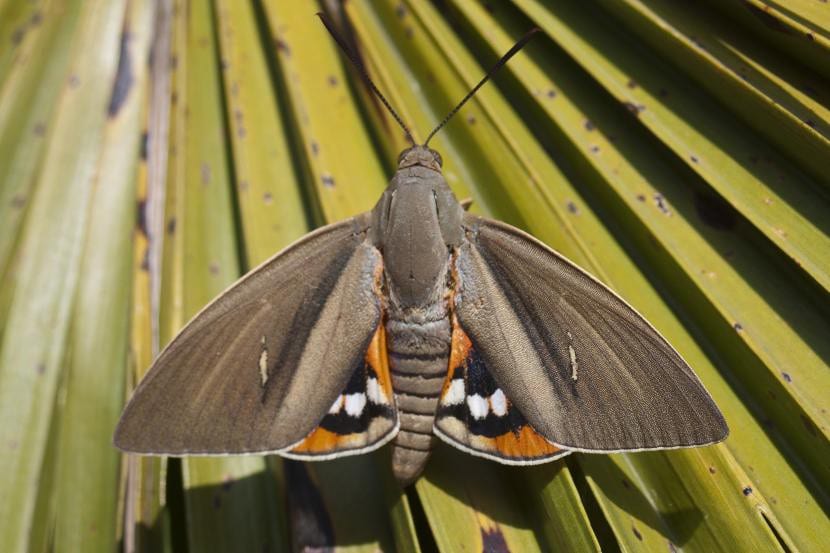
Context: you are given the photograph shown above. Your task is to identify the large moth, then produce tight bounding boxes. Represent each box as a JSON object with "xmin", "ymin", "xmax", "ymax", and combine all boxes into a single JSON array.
[{"xmin": 115, "ymin": 20, "xmax": 727, "ymax": 486}]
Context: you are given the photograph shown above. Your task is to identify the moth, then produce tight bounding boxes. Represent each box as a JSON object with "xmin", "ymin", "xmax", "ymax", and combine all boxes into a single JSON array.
[{"xmin": 115, "ymin": 19, "xmax": 727, "ymax": 486}]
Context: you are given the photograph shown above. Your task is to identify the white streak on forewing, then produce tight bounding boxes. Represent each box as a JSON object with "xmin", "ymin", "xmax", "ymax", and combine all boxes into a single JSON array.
[
  {"xmin": 568, "ymin": 344, "xmax": 578, "ymax": 381},
  {"xmin": 258, "ymin": 350, "xmax": 268, "ymax": 386},
  {"xmin": 344, "ymin": 393, "xmax": 367, "ymax": 417},
  {"xmin": 328, "ymin": 395, "xmax": 343, "ymax": 414},
  {"xmin": 490, "ymin": 389, "xmax": 508, "ymax": 417},
  {"xmin": 467, "ymin": 394, "xmax": 489, "ymax": 420},
  {"xmin": 443, "ymin": 379, "xmax": 465, "ymax": 405},
  {"xmin": 367, "ymin": 377, "xmax": 388, "ymax": 405}
]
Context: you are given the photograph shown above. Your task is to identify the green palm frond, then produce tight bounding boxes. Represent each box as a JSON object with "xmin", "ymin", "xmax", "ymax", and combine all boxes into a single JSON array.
[{"xmin": 0, "ymin": 0, "xmax": 827, "ymax": 551}]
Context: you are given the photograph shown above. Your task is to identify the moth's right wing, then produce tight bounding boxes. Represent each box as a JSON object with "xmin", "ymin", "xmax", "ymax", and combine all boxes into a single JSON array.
[
  {"xmin": 452, "ymin": 215, "xmax": 728, "ymax": 453},
  {"xmin": 114, "ymin": 215, "xmax": 394, "ymax": 456}
]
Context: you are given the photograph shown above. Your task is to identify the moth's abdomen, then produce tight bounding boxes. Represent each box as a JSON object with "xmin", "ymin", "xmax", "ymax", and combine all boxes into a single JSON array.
[{"xmin": 386, "ymin": 308, "xmax": 450, "ymax": 485}]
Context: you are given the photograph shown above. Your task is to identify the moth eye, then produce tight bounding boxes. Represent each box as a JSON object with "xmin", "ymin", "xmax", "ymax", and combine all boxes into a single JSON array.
[{"xmin": 431, "ymin": 149, "xmax": 443, "ymax": 167}]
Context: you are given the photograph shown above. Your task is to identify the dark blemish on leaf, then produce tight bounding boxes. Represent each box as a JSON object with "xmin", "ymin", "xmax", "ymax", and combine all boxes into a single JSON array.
[
  {"xmin": 467, "ymin": 115, "xmax": 476, "ymax": 125},
  {"xmin": 33, "ymin": 122, "xmax": 46, "ymax": 136},
  {"xmin": 170, "ymin": 91, "xmax": 178, "ymax": 105},
  {"xmin": 694, "ymin": 191, "xmax": 737, "ymax": 230},
  {"xmin": 31, "ymin": 11, "xmax": 42, "ymax": 26},
  {"xmin": 590, "ymin": 145, "xmax": 600, "ymax": 153},
  {"xmin": 632, "ymin": 526, "xmax": 643, "ymax": 541},
  {"xmin": 480, "ymin": 527, "xmax": 510, "ymax": 553},
  {"xmin": 621, "ymin": 478, "xmax": 630, "ymax": 489},
  {"xmin": 11, "ymin": 27, "xmax": 24, "ymax": 45},
  {"xmin": 801, "ymin": 415, "xmax": 818, "ymax": 437},
  {"xmin": 263, "ymin": 192, "xmax": 273, "ymax": 205},
  {"xmin": 668, "ymin": 541, "xmax": 679, "ymax": 553},
  {"xmin": 690, "ymin": 155, "xmax": 699, "ymax": 163},
  {"xmin": 626, "ymin": 79, "xmax": 637, "ymax": 89},
  {"xmin": 636, "ymin": 193, "xmax": 646, "ymax": 202},
  {"xmin": 806, "ymin": 33, "xmax": 814, "ymax": 41},
  {"xmin": 311, "ymin": 141, "xmax": 319, "ymax": 156},
  {"xmin": 220, "ymin": 58, "xmax": 229, "ymax": 71},
  {"xmin": 623, "ymin": 101, "xmax": 641, "ymax": 116},
  {"xmin": 733, "ymin": 322, "xmax": 743, "ymax": 332},
  {"xmin": 395, "ymin": 4, "xmax": 406, "ymax": 18},
  {"xmin": 201, "ymin": 162, "xmax": 211, "ymax": 185},
  {"xmin": 140, "ymin": 132, "xmax": 148, "ymax": 159},
  {"xmin": 36, "ymin": 363, "xmax": 46, "ymax": 375},
  {"xmin": 170, "ymin": 54, "xmax": 178, "ymax": 69},
  {"xmin": 275, "ymin": 38, "xmax": 290, "ymax": 55},
  {"xmin": 209, "ymin": 262, "xmax": 220, "ymax": 276},
  {"xmin": 11, "ymin": 195, "xmax": 26, "ymax": 209},
  {"xmin": 167, "ymin": 217, "xmax": 176, "ymax": 235},
  {"xmin": 68, "ymin": 74, "xmax": 80, "ymax": 88},
  {"xmin": 238, "ymin": 180, "xmax": 249, "ymax": 192},
  {"xmin": 742, "ymin": 487, "xmax": 752, "ymax": 496},
  {"xmin": 137, "ymin": 198, "xmax": 149, "ymax": 237},
  {"xmin": 546, "ymin": 89, "xmax": 556, "ymax": 99},
  {"xmin": 327, "ymin": 75, "xmax": 338, "ymax": 87},
  {"xmin": 405, "ymin": 26, "xmax": 414, "ymax": 39},
  {"xmin": 322, "ymin": 174, "xmax": 335, "ymax": 188},
  {"xmin": 653, "ymin": 193, "xmax": 671, "ymax": 215},
  {"xmin": 781, "ymin": 372, "xmax": 792, "ymax": 383},
  {"xmin": 566, "ymin": 201, "xmax": 579, "ymax": 214},
  {"xmin": 234, "ymin": 109, "xmax": 246, "ymax": 139},
  {"xmin": 709, "ymin": 466, "xmax": 717, "ymax": 474},
  {"xmin": 584, "ymin": 120, "xmax": 595, "ymax": 131},
  {"xmin": 804, "ymin": 119, "xmax": 816, "ymax": 128}
]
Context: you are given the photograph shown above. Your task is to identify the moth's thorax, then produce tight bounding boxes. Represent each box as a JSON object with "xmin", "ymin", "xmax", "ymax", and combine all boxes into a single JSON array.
[{"xmin": 371, "ymin": 152, "xmax": 463, "ymax": 308}]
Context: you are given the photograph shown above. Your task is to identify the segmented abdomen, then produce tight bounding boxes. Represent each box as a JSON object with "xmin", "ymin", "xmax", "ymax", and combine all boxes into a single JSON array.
[{"xmin": 386, "ymin": 302, "xmax": 451, "ymax": 485}]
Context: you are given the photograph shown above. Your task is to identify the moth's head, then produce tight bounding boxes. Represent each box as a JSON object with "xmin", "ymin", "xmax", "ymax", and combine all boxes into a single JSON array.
[{"xmin": 397, "ymin": 145, "xmax": 443, "ymax": 173}]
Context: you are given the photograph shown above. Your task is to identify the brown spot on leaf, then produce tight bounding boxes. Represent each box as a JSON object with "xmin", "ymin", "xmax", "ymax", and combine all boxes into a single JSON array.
[
  {"xmin": 263, "ymin": 192, "xmax": 273, "ymax": 205},
  {"xmin": 623, "ymin": 101, "xmax": 642, "ymax": 116},
  {"xmin": 167, "ymin": 217, "xmax": 176, "ymax": 235},
  {"xmin": 632, "ymin": 525, "xmax": 643, "ymax": 541},
  {"xmin": 584, "ymin": 120, "xmax": 595, "ymax": 131},
  {"xmin": 566, "ymin": 201, "xmax": 579, "ymax": 214},
  {"xmin": 546, "ymin": 89, "xmax": 556, "ymax": 99},
  {"xmin": 311, "ymin": 141, "xmax": 319, "ymax": 156},
  {"xmin": 733, "ymin": 322, "xmax": 743, "ymax": 332},
  {"xmin": 327, "ymin": 75, "xmax": 338, "ymax": 87},
  {"xmin": 781, "ymin": 372, "xmax": 792, "ymax": 383},
  {"xmin": 626, "ymin": 79, "xmax": 637, "ymax": 89},
  {"xmin": 275, "ymin": 38, "xmax": 290, "ymax": 55},
  {"xmin": 322, "ymin": 174, "xmax": 335, "ymax": 188},
  {"xmin": 33, "ymin": 122, "xmax": 46, "ymax": 136},
  {"xmin": 36, "ymin": 363, "xmax": 46, "ymax": 375},
  {"xmin": 209, "ymin": 262, "xmax": 220, "ymax": 276},
  {"xmin": 11, "ymin": 195, "xmax": 26, "ymax": 209},
  {"xmin": 653, "ymin": 193, "xmax": 671, "ymax": 215},
  {"xmin": 742, "ymin": 487, "xmax": 753, "ymax": 496},
  {"xmin": 709, "ymin": 466, "xmax": 717, "ymax": 474}
]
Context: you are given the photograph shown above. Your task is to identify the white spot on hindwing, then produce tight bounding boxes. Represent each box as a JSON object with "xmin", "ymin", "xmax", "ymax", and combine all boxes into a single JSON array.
[
  {"xmin": 328, "ymin": 396, "xmax": 344, "ymax": 414},
  {"xmin": 344, "ymin": 393, "xmax": 367, "ymax": 417},
  {"xmin": 367, "ymin": 377, "xmax": 388, "ymax": 405},
  {"xmin": 444, "ymin": 379, "xmax": 465, "ymax": 405},
  {"xmin": 490, "ymin": 389, "xmax": 508, "ymax": 416},
  {"xmin": 259, "ymin": 336, "xmax": 268, "ymax": 386},
  {"xmin": 467, "ymin": 394, "xmax": 489, "ymax": 420}
]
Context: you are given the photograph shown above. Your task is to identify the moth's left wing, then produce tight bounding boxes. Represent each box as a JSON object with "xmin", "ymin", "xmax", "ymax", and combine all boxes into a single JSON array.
[
  {"xmin": 115, "ymin": 216, "xmax": 393, "ymax": 456},
  {"xmin": 453, "ymin": 215, "xmax": 728, "ymax": 452}
]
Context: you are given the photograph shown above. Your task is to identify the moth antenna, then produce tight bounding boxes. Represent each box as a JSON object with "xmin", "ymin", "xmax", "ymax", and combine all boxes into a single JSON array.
[
  {"xmin": 424, "ymin": 27, "xmax": 540, "ymax": 147},
  {"xmin": 317, "ymin": 12, "xmax": 416, "ymax": 147}
]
